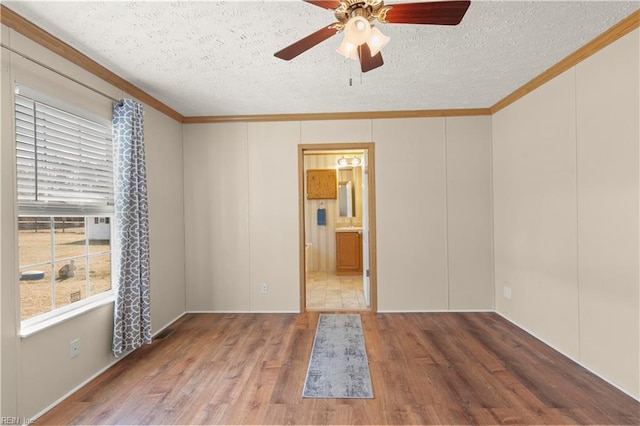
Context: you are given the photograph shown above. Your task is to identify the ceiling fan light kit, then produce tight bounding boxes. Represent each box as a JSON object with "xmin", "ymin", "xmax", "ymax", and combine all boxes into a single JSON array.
[
  {"xmin": 274, "ymin": 0, "xmax": 471, "ymax": 73},
  {"xmin": 345, "ymin": 15, "xmax": 373, "ymax": 45},
  {"xmin": 336, "ymin": 37, "xmax": 358, "ymax": 59},
  {"xmin": 366, "ymin": 26, "xmax": 390, "ymax": 56}
]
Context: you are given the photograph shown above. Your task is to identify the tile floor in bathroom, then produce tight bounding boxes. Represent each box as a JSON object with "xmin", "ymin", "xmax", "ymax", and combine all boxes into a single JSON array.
[{"xmin": 305, "ymin": 271, "xmax": 368, "ymax": 310}]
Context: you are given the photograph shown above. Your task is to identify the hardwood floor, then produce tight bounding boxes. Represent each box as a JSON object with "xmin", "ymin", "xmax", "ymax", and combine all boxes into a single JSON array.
[
  {"xmin": 37, "ymin": 312, "xmax": 639, "ymax": 425},
  {"xmin": 306, "ymin": 272, "xmax": 367, "ymax": 310}
]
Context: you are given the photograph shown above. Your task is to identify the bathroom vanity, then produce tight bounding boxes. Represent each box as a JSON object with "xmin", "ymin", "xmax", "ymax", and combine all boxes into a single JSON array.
[{"xmin": 335, "ymin": 228, "xmax": 362, "ymax": 275}]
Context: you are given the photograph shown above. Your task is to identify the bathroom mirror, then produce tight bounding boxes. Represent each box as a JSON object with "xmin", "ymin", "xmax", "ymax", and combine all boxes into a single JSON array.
[{"xmin": 338, "ymin": 181, "xmax": 355, "ymax": 217}]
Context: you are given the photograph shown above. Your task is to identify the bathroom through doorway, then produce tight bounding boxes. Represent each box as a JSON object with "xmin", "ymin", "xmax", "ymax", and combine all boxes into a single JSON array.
[{"xmin": 298, "ymin": 143, "xmax": 377, "ymax": 313}]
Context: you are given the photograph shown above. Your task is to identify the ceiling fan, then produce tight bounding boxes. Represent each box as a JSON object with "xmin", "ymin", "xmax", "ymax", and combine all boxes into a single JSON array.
[{"xmin": 274, "ymin": 0, "xmax": 471, "ymax": 73}]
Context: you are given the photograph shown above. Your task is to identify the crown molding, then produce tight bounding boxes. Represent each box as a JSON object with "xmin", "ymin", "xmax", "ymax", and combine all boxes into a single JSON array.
[
  {"xmin": 2, "ymin": 5, "xmax": 637, "ymax": 123},
  {"xmin": 0, "ymin": 4, "xmax": 184, "ymax": 123},
  {"xmin": 183, "ymin": 108, "xmax": 492, "ymax": 124},
  {"xmin": 490, "ymin": 9, "xmax": 640, "ymax": 114}
]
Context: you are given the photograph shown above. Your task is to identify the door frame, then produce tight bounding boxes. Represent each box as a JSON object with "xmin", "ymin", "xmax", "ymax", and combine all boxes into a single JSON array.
[{"xmin": 298, "ymin": 142, "xmax": 377, "ymax": 313}]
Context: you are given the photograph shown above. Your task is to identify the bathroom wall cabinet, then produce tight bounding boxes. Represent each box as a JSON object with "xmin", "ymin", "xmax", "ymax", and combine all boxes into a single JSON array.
[
  {"xmin": 307, "ymin": 169, "xmax": 337, "ymax": 199},
  {"xmin": 336, "ymin": 231, "xmax": 362, "ymax": 275}
]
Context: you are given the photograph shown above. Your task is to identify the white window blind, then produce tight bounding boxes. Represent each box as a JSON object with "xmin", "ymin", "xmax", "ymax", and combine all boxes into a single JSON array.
[{"xmin": 15, "ymin": 91, "xmax": 114, "ymax": 216}]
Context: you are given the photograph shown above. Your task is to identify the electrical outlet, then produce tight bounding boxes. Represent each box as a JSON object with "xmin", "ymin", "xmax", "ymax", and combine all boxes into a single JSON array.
[
  {"xmin": 503, "ymin": 286, "xmax": 512, "ymax": 300},
  {"xmin": 70, "ymin": 339, "xmax": 80, "ymax": 358},
  {"xmin": 260, "ymin": 283, "xmax": 268, "ymax": 294}
]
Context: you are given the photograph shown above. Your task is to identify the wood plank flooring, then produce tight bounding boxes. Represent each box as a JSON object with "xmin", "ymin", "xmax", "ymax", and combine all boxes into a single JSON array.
[{"xmin": 37, "ymin": 312, "xmax": 639, "ymax": 425}]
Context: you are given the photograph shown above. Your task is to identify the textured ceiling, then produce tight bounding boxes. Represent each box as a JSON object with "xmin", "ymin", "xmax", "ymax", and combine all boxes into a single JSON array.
[{"xmin": 3, "ymin": 1, "xmax": 639, "ymax": 117}]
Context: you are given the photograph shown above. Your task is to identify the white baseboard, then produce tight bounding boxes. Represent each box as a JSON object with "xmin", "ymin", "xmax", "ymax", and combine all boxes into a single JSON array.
[
  {"xmin": 185, "ymin": 310, "xmax": 299, "ymax": 314},
  {"xmin": 32, "ymin": 313, "xmax": 187, "ymax": 421},
  {"xmin": 31, "ymin": 349, "xmax": 132, "ymax": 421},
  {"xmin": 152, "ymin": 311, "xmax": 187, "ymax": 337},
  {"xmin": 494, "ymin": 311, "xmax": 640, "ymax": 402},
  {"xmin": 377, "ymin": 309, "xmax": 494, "ymax": 313}
]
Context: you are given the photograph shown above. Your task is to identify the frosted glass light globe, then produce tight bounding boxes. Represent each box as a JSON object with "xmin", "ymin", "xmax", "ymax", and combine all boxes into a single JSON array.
[{"xmin": 344, "ymin": 16, "xmax": 371, "ymax": 46}]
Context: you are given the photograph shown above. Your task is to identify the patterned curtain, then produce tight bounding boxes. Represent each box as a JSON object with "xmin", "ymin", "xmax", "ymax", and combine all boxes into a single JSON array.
[{"xmin": 112, "ymin": 99, "xmax": 151, "ymax": 357}]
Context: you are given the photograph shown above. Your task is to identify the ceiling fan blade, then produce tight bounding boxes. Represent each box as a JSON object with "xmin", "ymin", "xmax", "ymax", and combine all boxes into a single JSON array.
[
  {"xmin": 274, "ymin": 24, "xmax": 341, "ymax": 61},
  {"xmin": 380, "ymin": 1, "xmax": 471, "ymax": 25},
  {"xmin": 358, "ymin": 43, "xmax": 384, "ymax": 73},
  {"xmin": 304, "ymin": 0, "xmax": 342, "ymax": 9}
]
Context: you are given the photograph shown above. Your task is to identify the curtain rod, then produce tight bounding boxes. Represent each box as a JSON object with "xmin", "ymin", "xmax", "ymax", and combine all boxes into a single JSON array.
[{"xmin": 1, "ymin": 43, "xmax": 123, "ymax": 105}]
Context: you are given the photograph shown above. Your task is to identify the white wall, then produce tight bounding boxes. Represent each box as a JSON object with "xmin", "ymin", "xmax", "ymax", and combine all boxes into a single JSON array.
[
  {"xmin": 182, "ymin": 123, "xmax": 251, "ymax": 311},
  {"xmin": 374, "ymin": 117, "xmax": 493, "ymax": 311},
  {"xmin": 575, "ymin": 29, "xmax": 639, "ymax": 397},
  {"xmin": 183, "ymin": 121, "xmax": 303, "ymax": 312},
  {"xmin": 374, "ymin": 118, "xmax": 449, "ymax": 310},
  {"xmin": 248, "ymin": 122, "xmax": 301, "ymax": 311},
  {"xmin": 493, "ymin": 68, "xmax": 580, "ymax": 357},
  {"xmin": 446, "ymin": 117, "xmax": 494, "ymax": 310},
  {"xmin": 492, "ymin": 29, "xmax": 639, "ymax": 398},
  {"xmin": 144, "ymin": 104, "xmax": 186, "ymax": 332},
  {"xmin": 183, "ymin": 117, "xmax": 494, "ymax": 313},
  {"xmin": 0, "ymin": 26, "xmax": 186, "ymax": 418}
]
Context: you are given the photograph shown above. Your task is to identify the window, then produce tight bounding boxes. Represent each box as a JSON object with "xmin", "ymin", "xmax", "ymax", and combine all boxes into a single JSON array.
[
  {"xmin": 15, "ymin": 86, "xmax": 115, "ymax": 326},
  {"xmin": 18, "ymin": 216, "xmax": 112, "ymax": 320}
]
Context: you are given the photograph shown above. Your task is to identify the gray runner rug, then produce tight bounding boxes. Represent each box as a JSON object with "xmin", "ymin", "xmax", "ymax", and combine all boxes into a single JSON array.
[{"xmin": 302, "ymin": 314, "xmax": 374, "ymax": 399}]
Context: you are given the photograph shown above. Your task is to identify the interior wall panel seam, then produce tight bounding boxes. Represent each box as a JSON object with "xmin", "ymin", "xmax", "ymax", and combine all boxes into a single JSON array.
[
  {"xmin": 443, "ymin": 118, "xmax": 451, "ymax": 310},
  {"xmin": 573, "ymin": 65, "xmax": 582, "ymax": 362}
]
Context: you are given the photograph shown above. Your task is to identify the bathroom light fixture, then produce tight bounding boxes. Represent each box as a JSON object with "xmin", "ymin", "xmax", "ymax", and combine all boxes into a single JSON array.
[{"xmin": 337, "ymin": 156, "xmax": 362, "ymax": 167}]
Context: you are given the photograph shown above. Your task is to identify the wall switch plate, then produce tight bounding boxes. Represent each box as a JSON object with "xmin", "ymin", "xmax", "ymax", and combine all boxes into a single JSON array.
[
  {"xmin": 70, "ymin": 339, "xmax": 80, "ymax": 358},
  {"xmin": 260, "ymin": 283, "xmax": 268, "ymax": 294},
  {"xmin": 503, "ymin": 286, "xmax": 512, "ymax": 299}
]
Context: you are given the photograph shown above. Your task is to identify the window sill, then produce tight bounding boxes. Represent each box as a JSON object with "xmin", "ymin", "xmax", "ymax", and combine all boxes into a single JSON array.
[{"xmin": 20, "ymin": 294, "xmax": 116, "ymax": 339}]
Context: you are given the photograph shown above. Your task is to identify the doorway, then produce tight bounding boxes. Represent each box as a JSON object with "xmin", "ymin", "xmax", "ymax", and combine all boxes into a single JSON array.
[{"xmin": 298, "ymin": 143, "xmax": 377, "ymax": 313}]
